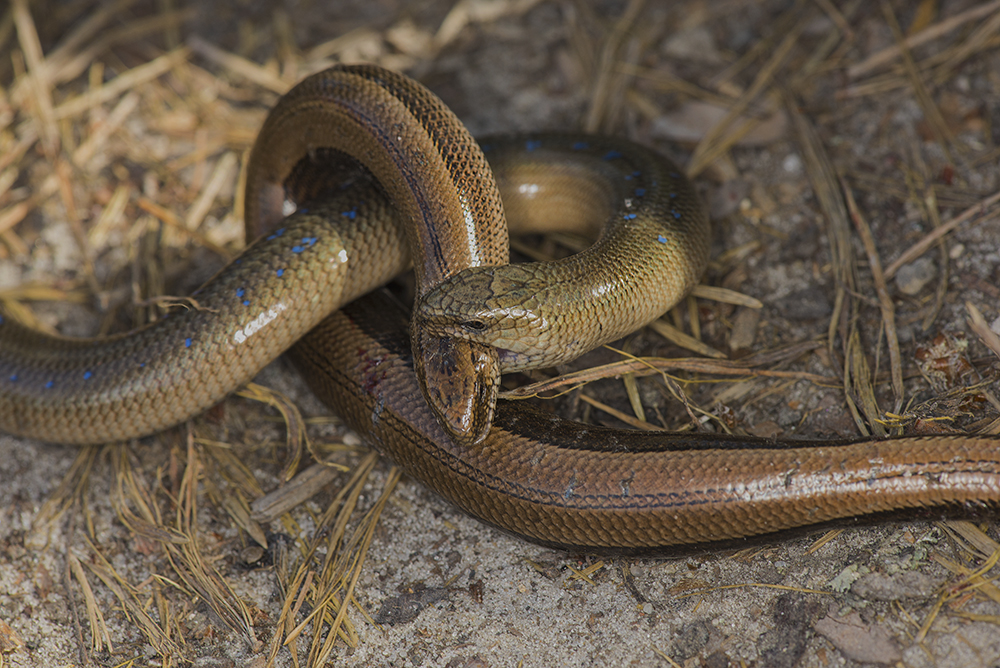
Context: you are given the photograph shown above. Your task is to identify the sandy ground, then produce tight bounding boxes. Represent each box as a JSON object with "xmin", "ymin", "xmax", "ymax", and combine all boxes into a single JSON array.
[{"xmin": 3, "ymin": 0, "xmax": 1000, "ymax": 666}]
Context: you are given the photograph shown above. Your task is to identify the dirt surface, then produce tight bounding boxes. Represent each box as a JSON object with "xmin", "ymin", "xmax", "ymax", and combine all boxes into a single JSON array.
[{"xmin": 2, "ymin": 0, "xmax": 1000, "ymax": 666}]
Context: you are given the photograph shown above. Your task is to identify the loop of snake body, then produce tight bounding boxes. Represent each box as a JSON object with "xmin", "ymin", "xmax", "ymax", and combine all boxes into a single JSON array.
[{"xmin": 2, "ymin": 64, "xmax": 1000, "ymax": 551}]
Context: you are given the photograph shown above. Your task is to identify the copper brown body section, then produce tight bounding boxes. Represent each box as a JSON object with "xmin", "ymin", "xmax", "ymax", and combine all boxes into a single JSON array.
[{"xmin": 295, "ymin": 291, "xmax": 1000, "ymax": 550}]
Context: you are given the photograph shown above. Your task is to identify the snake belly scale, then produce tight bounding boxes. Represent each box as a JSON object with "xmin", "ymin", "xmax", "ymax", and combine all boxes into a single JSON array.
[{"xmin": 2, "ymin": 64, "xmax": 1000, "ymax": 551}]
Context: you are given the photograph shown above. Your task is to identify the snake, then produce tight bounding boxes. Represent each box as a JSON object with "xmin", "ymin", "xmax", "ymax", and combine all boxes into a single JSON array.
[{"xmin": 2, "ymin": 64, "xmax": 1000, "ymax": 551}]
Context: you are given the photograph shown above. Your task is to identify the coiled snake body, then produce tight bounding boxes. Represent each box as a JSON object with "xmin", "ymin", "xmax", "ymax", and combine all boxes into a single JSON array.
[{"xmin": 2, "ymin": 65, "xmax": 999, "ymax": 551}]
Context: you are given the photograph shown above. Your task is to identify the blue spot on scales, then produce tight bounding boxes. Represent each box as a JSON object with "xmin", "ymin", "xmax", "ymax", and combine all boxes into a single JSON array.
[{"xmin": 292, "ymin": 237, "xmax": 319, "ymax": 253}]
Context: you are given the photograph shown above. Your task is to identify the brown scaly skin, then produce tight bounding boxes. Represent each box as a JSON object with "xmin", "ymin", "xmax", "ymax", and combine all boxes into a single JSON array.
[
  {"xmin": 295, "ymin": 289, "xmax": 1000, "ymax": 551},
  {"xmin": 2, "ymin": 64, "xmax": 1000, "ymax": 551}
]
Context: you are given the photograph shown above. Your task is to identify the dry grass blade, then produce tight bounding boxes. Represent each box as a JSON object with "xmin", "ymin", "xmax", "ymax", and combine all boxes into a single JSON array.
[
  {"xmin": 650, "ymin": 645, "xmax": 683, "ymax": 667},
  {"xmin": 136, "ymin": 197, "xmax": 233, "ymax": 258},
  {"xmin": 690, "ymin": 284, "xmax": 763, "ymax": 308},
  {"xmin": 580, "ymin": 394, "xmax": 664, "ymax": 430},
  {"xmin": 200, "ymin": 440, "xmax": 267, "ymax": 497},
  {"xmin": 910, "ymin": 182, "xmax": 950, "ymax": 332},
  {"xmin": 434, "ymin": 0, "xmax": 545, "ymax": 51},
  {"xmin": 621, "ymin": 366, "xmax": 646, "ymax": 423},
  {"xmin": 81, "ymin": 538, "xmax": 187, "ymax": 661},
  {"xmin": 0, "ymin": 618, "xmax": 25, "ymax": 657},
  {"xmin": 31, "ymin": 446, "xmax": 99, "ymax": 534},
  {"xmin": 647, "ymin": 319, "xmax": 726, "ymax": 358},
  {"xmin": 0, "ymin": 128, "xmax": 35, "ymax": 178},
  {"xmin": 164, "ymin": 436, "xmax": 257, "ymax": 646},
  {"xmin": 52, "ymin": 47, "xmax": 190, "ymax": 121},
  {"xmin": 188, "ymin": 36, "xmax": 289, "ymax": 94},
  {"xmin": 842, "ymin": 177, "xmax": 903, "ymax": 412},
  {"xmin": 843, "ymin": 4, "xmax": 1000, "ymax": 100},
  {"xmin": 583, "ymin": 0, "xmax": 645, "ymax": 133},
  {"xmin": 783, "ymin": 94, "xmax": 854, "ymax": 356},
  {"xmin": 236, "ymin": 382, "xmax": 311, "ymax": 482},
  {"xmin": 675, "ymin": 582, "xmax": 831, "ymax": 600},
  {"xmin": 880, "ymin": 1, "xmax": 956, "ymax": 162},
  {"xmin": 66, "ymin": 551, "xmax": 112, "ymax": 654},
  {"xmin": 565, "ymin": 561, "xmax": 604, "ymax": 585},
  {"xmin": 501, "ymin": 341, "xmax": 828, "ymax": 400},
  {"xmin": 183, "ymin": 150, "xmax": 238, "ymax": 232},
  {"xmin": 0, "ymin": 285, "xmax": 89, "ymax": 325},
  {"xmin": 847, "ymin": 0, "xmax": 1000, "ymax": 78},
  {"xmin": 966, "ymin": 302, "xmax": 1000, "ymax": 361},
  {"xmin": 938, "ymin": 520, "xmax": 1000, "ymax": 561},
  {"xmin": 687, "ymin": 12, "xmax": 804, "ymax": 177},
  {"xmin": 71, "ymin": 90, "xmax": 140, "ymax": 167},
  {"xmin": 806, "ymin": 530, "xmax": 845, "ymax": 555},
  {"xmin": 307, "ymin": 467, "xmax": 401, "ymax": 666},
  {"xmin": 845, "ymin": 328, "xmax": 883, "ymax": 438},
  {"xmin": 264, "ymin": 453, "xmax": 396, "ymax": 667},
  {"xmin": 923, "ymin": 540, "xmax": 1000, "ymax": 642},
  {"xmin": 110, "ymin": 447, "xmax": 189, "ymax": 546},
  {"xmin": 11, "ymin": 0, "xmax": 57, "ymax": 152},
  {"xmin": 108, "ymin": 443, "xmax": 255, "ymax": 659},
  {"xmin": 250, "ymin": 462, "xmax": 346, "ymax": 524},
  {"xmin": 931, "ymin": 6, "xmax": 1000, "ymax": 85},
  {"xmin": 885, "ymin": 189, "xmax": 1000, "ymax": 278},
  {"xmin": 622, "ymin": 63, "xmax": 740, "ymax": 110},
  {"xmin": 0, "ymin": 203, "xmax": 32, "ymax": 241},
  {"xmin": 783, "ymin": 91, "xmax": 886, "ymax": 436},
  {"xmin": 265, "ymin": 453, "xmax": 382, "ymax": 666},
  {"xmin": 195, "ymin": 460, "xmax": 269, "ymax": 549}
]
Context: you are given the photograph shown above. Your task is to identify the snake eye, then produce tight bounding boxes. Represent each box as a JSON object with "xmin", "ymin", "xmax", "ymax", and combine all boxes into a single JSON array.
[{"xmin": 461, "ymin": 319, "xmax": 487, "ymax": 332}]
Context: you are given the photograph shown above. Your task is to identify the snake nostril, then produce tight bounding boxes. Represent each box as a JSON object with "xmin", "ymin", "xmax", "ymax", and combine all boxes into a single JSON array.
[{"xmin": 462, "ymin": 320, "xmax": 487, "ymax": 332}]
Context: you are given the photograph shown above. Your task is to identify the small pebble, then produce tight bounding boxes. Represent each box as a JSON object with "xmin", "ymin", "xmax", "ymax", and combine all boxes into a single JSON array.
[
  {"xmin": 240, "ymin": 546, "xmax": 265, "ymax": 564},
  {"xmin": 782, "ymin": 153, "xmax": 802, "ymax": 174},
  {"xmin": 894, "ymin": 256, "xmax": 936, "ymax": 296}
]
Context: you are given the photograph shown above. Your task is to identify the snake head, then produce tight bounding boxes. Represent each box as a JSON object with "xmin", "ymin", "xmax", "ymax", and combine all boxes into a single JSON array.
[
  {"xmin": 411, "ymin": 328, "xmax": 498, "ymax": 446},
  {"xmin": 413, "ymin": 265, "xmax": 552, "ymax": 373}
]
